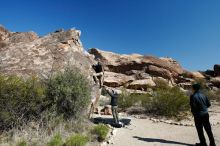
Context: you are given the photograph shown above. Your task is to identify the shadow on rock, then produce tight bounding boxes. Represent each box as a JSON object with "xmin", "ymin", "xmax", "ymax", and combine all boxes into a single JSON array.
[{"xmin": 133, "ymin": 136, "xmax": 194, "ymax": 146}]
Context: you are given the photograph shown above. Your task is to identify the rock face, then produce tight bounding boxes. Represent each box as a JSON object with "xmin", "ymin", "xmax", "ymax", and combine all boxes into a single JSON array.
[
  {"xmin": 214, "ymin": 64, "xmax": 220, "ymax": 76},
  {"xmin": 0, "ymin": 25, "xmax": 101, "ymax": 109},
  {"xmin": 189, "ymin": 71, "xmax": 205, "ymax": 79},
  {"xmin": 104, "ymin": 71, "xmax": 135, "ymax": 87},
  {"xmin": 88, "ymin": 48, "xmax": 185, "ymax": 90},
  {"xmin": 0, "ymin": 25, "xmax": 92, "ymax": 78}
]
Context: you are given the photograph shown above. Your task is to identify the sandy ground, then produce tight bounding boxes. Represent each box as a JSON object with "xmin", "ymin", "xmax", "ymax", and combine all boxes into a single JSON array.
[
  {"xmin": 109, "ymin": 117, "xmax": 220, "ymax": 146},
  {"xmin": 107, "ymin": 104, "xmax": 220, "ymax": 146}
]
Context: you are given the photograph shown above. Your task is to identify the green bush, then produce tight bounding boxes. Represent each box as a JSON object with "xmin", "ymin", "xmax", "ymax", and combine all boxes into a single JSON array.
[
  {"xmin": 0, "ymin": 75, "xmax": 46, "ymax": 131},
  {"xmin": 117, "ymin": 83, "xmax": 190, "ymax": 118},
  {"xmin": 203, "ymin": 89, "xmax": 220, "ymax": 103},
  {"xmin": 65, "ymin": 134, "xmax": 88, "ymax": 146},
  {"xmin": 91, "ymin": 124, "xmax": 109, "ymax": 142},
  {"xmin": 0, "ymin": 68, "xmax": 92, "ymax": 131},
  {"xmin": 118, "ymin": 89, "xmax": 136, "ymax": 110},
  {"xmin": 46, "ymin": 68, "xmax": 91, "ymax": 119},
  {"xmin": 153, "ymin": 78, "xmax": 170, "ymax": 90},
  {"xmin": 47, "ymin": 133, "xmax": 63, "ymax": 146},
  {"xmin": 194, "ymin": 78, "xmax": 208, "ymax": 89},
  {"xmin": 153, "ymin": 87, "xmax": 189, "ymax": 117},
  {"xmin": 16, "ymin": 140, "xmax": 27, "ymax": 146},
  {"xmin": 193, "ymin": 79, "xmax": 220, "ymax": 103}
]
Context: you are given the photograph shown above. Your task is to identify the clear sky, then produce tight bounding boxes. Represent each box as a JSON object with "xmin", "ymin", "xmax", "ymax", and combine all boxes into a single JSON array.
[{"xmin": 0, "ymin": 0, "xmax": 219, "ymax": 71}]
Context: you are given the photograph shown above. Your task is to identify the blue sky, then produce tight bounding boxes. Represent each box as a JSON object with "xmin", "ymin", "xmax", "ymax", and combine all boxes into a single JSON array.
[{"xmin": 0, "ymin": 0, "xmax": 219, "ymax": 71}]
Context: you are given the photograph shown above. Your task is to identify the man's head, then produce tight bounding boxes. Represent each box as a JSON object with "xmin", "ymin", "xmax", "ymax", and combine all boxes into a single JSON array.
[{"xmin": 192, "ymin": 83, "xmax": 201, "ymax": 92}]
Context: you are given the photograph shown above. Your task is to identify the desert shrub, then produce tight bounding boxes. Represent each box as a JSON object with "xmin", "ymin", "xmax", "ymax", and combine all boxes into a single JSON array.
[
  {"xmin": 118, "ymin": 89, "xmax": 136, "ymax": 110},
  {"xmin": 47, "ymin": 133, "xmax": 63, "ymax": 146},
  {"xmin": 0, "ymin": 75, "xmax": 46, "ymax": 131},
  {"xmin": 203, "ymin": 89, "xmax": 220, "ymax": 103},
  {"xmin": 91, "ymin": 124, "xmax": 109, "ymax": 142},
  {"xmin": 143, "ymin": 86, "xmax": 190, "ymax": 117},
  {"xmin": 0, "ymin": 68, "xmax": 91, "ymax": 131},
  {"xmin": 65, "ymin": 134, "xmax": 89, "ymax": 146},
  {"xmin": 193, "ymin": 78, "xmax": 220, "ymax": 102},
  {"xmin": 194, "ymin": 78, "xmax": 208, "ymax": 90},
  {"xmin": 137, "ymin": 94, "xmax": 153, "ymax": 111},
  {"xmin": 46, "ymin": 68, "xmax": 91, "ymax": 119},
  {"xmin": 153, "ymin": 78, "xmax": 170, "ymax": 90},
  {"xmin": 115, "ymin": 81, "xmax": 189, "ymax": 118},
  {"xmin": 16, "ymin": 140, "xmax": 27, "ymax": 146}
]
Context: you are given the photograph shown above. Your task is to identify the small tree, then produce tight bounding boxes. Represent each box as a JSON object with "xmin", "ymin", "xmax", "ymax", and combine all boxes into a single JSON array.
[{"xmin": 46, "ymin": 68, "xmax": 91, "ymax": 119}]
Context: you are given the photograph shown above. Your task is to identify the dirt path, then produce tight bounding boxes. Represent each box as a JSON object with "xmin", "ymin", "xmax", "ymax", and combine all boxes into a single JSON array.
[
  {"xmin": 109, "ymin": 117, "xmax": 220, "ymax": 146},
  {"xmin": 110, "ymin": 118, "xmax": 220, "ymax": 146}
]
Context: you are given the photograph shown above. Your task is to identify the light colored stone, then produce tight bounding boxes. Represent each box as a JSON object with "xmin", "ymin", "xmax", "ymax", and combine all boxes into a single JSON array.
[
  {"xmin": 190, "ymin": 71, "xmax": 205, "ymax": 79},
  {"xmin": 127, "ymin": 78, "xmax": 156, "ymax": 91},
  {"xmin": 104, "ymin": 71, "xmax": 135, "ymax": 87}
]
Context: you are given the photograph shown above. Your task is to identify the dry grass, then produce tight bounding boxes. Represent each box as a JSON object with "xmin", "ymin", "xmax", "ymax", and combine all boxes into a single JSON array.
[{"xmin": 0, "ymin": 117, "xmax": 92, "ymax": 146}]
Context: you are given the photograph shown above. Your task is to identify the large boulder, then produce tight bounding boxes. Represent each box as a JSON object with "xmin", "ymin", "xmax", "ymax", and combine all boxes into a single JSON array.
[
  {"xmin": 104, "ymin": 71, "xmax": 135, "ymax": 87},
  {"xmin": 0, "ymin": 25, "xmax": 92, "ymax": 78},
  {"xmin": 214, "ymin": 64, "xmax": 220, "ymax": 76},
  {"xmin": 189, "ymin": 71, "xmax": 205, "ymax": 79},
  {"xmin": 88, "ymin": 48, "xmax": 184, "ymax": 83},
  {"xmin": 127, "ymin": 78, "xmax": 156, "ymax": 91},
  {"xmin": 145, "ymin": 65, "xmax": 173, "ymax": 81}
]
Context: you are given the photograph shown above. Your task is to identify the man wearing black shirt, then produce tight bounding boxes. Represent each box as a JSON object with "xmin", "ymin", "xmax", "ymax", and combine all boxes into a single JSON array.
[{"xmin": 190, "ymin": 84, "xmax": 216, "ymax": 146}]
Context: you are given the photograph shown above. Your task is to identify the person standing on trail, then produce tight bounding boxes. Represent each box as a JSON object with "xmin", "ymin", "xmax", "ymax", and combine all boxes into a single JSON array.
[
  {"xmin": 92, "ymin": 59, "xmax": 104, "ymax": 88},
  {"xmin": 190, "ymin": 83, "xmax": 216, "ymax": 146},
  {"xmin": 104, "ymin": 86, "xmax": 120, "ymax": 124}
]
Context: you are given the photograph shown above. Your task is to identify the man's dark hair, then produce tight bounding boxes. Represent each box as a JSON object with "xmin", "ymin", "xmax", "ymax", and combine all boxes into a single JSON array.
[{"xmin": 192, "ymin": 83, "xmax": 201, "ymax": 91}]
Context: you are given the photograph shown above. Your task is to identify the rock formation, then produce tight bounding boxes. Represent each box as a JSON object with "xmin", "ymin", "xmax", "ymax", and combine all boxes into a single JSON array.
[
  {"xmin": 1, "ymin": 25, "xmax": 219, "ymax": 95},
  {"xmin": 88, "ymin": 48, "xmax": 185, "ymax": 90}
]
